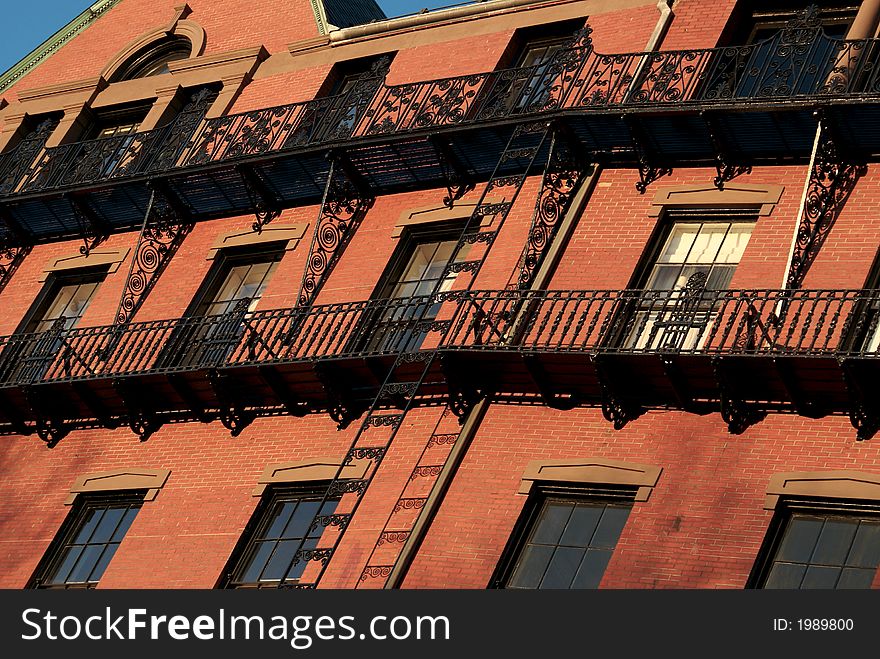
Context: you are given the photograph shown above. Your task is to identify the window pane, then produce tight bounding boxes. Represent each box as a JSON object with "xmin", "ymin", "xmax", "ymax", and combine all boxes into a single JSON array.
[
  {"xmin": 110, "ymin": 508, "xmax": 139, "ymax": 542},
  {"xmin": 540, "ymin": 546, "xmax": 585, "ymax": 588},
  {"xmin": 810, "ymin": 520, "xmax": 858, "ymax": 566},
  {"xmin": 283, "ymin": 500, "xmax": 321, "ymax": 539},
  {"xmin": 240, "ymin": 541, "xmax": 276, "ymax": 583},
  {"xmin": 800, "ymin": 565, "xmax": 841, "ymax": 589},
  {"xmin": 559, "ymin": 505, "xmax": 603, "ymax": 547},
  {"xmin": 837, "ymin": 567, "xmax": 876, "ymax": 589},
  {"xmin": 67, "ymin": 545, "xmax": 105, "ymax": 583},
  {"xmin": 66, "ymin": 282, "xmax": 99, "ymax": 319},
  {"xmin": 531, "ymin": 502, "xmax": 573, "ymax": 545},
  {"xmin": 265, "ymin": 502, "xmax": 298, "ymax": 539},
  {"xmin": 571, "ymin": 548, "xmax": 614, "ymax": 589},
  {"xmin": 657, "ymin": 224, "xmax": 700, "ymax": 263},
  {"xmin": 764, "ymin": 562, "xmax": 807, "ymax": 589},
  {"xmin": 71, "ymin": 508, "xmax": 104, "ymax": 544},
  {"xmin": 716, "ymin": 224, "xmax": 753, "ymax": 263},
  {"xmin": 508, "ymin": 544, "xmax": 554, "ymax": 589},
  {"xmin": 644, "ymin": 265, "xmax": 682, "ymax": 291},
  {"xmin": 706, "ymin": 265, "xmax": 736, "ymax": 290},
  {"xmin": 591, "ymin": 505, "xmax": 630, "ymax": 549},
  {"xmin": 88, "ymin": 544, "xmax": 121, "ymax": 583},
  {"xmin": 260, "ymin": 539, "xmax": 300, "ymax": 581},
  {"xmin": 845, "ymin": 521, "xmax": 880, "ymax": 568},
  {"xmin": 689, "ymin": 225, "xmax": 728, "ymax": 264},
  {"xmin": 48, "ymin": 546, "xmax": 85, "ymax": 584},
  {"xmin": 89, "ymin": 507, "xmax": 127, "ymax": 544},
  {"xmin": 776, "ymin": 517, "xmax": 823, "ymax": 563}
]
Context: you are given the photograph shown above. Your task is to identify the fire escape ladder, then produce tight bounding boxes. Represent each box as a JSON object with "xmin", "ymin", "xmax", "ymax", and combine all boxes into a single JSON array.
[{"xmin": 279, "ymin": 123, "xmax": 552, "ymax": 589}]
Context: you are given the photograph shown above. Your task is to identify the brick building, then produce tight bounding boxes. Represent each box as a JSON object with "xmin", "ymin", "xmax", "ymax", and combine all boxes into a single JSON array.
[{"xmin": 1, "ymin": 0, "xmax": 880, "ymax": 590}]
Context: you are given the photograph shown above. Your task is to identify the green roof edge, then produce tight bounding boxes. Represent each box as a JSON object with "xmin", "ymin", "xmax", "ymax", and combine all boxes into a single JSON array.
[{"xmin": 0, "ymin": 0, "xmax": 122, "ymax": 95}]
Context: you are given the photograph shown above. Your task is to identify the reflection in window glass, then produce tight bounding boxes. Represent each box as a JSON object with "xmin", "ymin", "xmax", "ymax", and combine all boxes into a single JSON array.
[
  {"xmin": 761, "ymin": 514, "xmax": 880, "ymax": 589},
  {"xmin": 505, "ymin": 498, "xmax": 631, "ymax": 589}
]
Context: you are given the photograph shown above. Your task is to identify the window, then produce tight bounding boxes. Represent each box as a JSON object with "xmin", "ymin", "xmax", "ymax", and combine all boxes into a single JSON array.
[
  {"xmin": 315, "ymin": 54, "xmax": 394, "ymax": 141},
  {"xmin": 493, "ymin": 486, "xmax": 634, "ymax": 589},
  {"xmin": 620, "ymin": 214, "xmax": 754, "ymax": 351},
  {"xmin": 110, "ymin": 36, "xmax": 192, "ymax": 82},
  {"xmin": 30, "ymin": 492, "xmax": 143, "ymax": 589},
  {"xmin": 163, "ymin": 245, "xmax": 283, "ymax": 368},
  {"xmin": 358, "ymin": 223, "xmax": 469, "ymax": 353},
  {"xmin": 749, "ymin": 500, "xmax": 880, "ymax": 589},
  {"xmin": 0, "ymin": 267, "xmax": 106, "ymax": 383},
  {"xmin": 75, "ymin": 103, "xmax": 153, "ymax": 180},
  {"xmin": 708, "ymin": 2, "xmax": 860, "ymax": 98},
  {"xmin": 222, "ymin": 486, "xmax": 339, "ymax": 588},
  {"xmin": 483, "ymin": 20, "xmax": 583, "ymax": 114}
]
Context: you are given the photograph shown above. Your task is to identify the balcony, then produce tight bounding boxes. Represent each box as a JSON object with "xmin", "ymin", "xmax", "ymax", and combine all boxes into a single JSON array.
[
  {"xmin": 2, "ymin": 13, "xmax": 880, "ymax": 246},
  {"xmin": 2, "ymin": 288, "xmax": 880, "ymax": 444}
]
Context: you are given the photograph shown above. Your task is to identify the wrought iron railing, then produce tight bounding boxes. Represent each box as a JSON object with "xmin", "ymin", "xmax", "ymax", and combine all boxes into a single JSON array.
[
  {"xmin": 0, "ymin": 288, "xmax": 879, "ymax": 390},
  {"xmin": 444, "ymin": 288, "xmax": 880, "ymax": 355},
  {"xmin": 3, "ymin": 10, "xmax": 880, "ymax": 197}
]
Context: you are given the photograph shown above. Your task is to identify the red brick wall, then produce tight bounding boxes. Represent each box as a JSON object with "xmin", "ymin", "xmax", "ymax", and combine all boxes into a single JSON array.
[
  {"xmin": 403, "ymin": 407, "xmax": 880, "ymax": 589},
  {"xmin": 3, "ymin": 0, "xmax": 878, "ymax": 592}
]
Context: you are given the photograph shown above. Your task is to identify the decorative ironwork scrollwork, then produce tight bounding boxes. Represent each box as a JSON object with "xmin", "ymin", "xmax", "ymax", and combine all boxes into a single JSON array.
[
  {"xmin": 309, "ymin": 513, "xmax": 351, "ymax": 532},
  {"xmin": 410, "ymin": 465, "xmax": 443, "ymax": 480},
  {"xmin": 149, "ymin": 87, "xmax": 218, "ymax": 171},
  {"xmin": 377, "ymin": 530, "xmax": 410, "ymax": 545},
  {"xmin": 393, "ymin": 498, "xmax": 426, "ymax": 514},
  {"xmin": 509, "ymin": 133, "xmax": 584, "ymax": 290},
  {"xmin": 115, "ymin": 190, "xmax": 193, "ymax": 325},
  {"xmin": 328, "ymin": 479, "xmax": 369, "ymax": 496},
  {"xmin": 298, "ymin": 159, "xmax": 372, "ymax": 307},
  {"xmin": 0, "ymin": 117, "xmax": 59, "ymax": 194},
  {"xmin": 426, "ymin": 433, "xmax": 458, "ymax": 449},
  {"xmin": 0, "ymin": 237, "xmax": 30, "ymax": 296},
  {"xmin": 786, "ymin": 121, "xmax": 866, "ymax": 289},
  {"xmin": 360, "ymin": 565, "xmax": 393, "ymax": 581},
  {"xmin": 345, "ymin": 446, "xmax": 387, "ymax": 464}
]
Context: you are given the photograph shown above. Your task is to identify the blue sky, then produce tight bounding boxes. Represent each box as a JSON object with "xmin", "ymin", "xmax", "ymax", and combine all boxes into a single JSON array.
[{"xmin": 0, "ymin": 0, "xmax": 456, "ymax": 74}]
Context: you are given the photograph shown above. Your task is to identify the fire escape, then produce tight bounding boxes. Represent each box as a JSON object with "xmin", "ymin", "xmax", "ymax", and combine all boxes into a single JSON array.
[{"xmin": 0, "ymin": 8, "xmax": 878, "ymax": 583}]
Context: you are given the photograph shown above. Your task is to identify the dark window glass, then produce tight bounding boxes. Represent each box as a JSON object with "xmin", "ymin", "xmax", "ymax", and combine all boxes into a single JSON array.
[
  {"xmin": 111, "ymin": 37, "xmax": 192, "ymax": 82},
  {"xmin": 501, "ymin": 494, "xmax": 633, "ymax": 590},
  {"xmin": 163, "ymin": 245, "xmax": 283, "ymax": 368},
  {"xmin": 224, "ymin": 486, "xmax": 339, "ymax": 588},
  {"xmin": 359, "ymin": 226, "xmax": 469, "ymax": 353},
  {"xmin": 752, "ymin": 505, "xmax": 880, "ymax": 589},
  {"xmin": 707, "ymin": 2, "xmax": 860, "ymax": 98},
  {"xmin": 31, "ymin": 493, "xmax": 143, "ymax": 589}
]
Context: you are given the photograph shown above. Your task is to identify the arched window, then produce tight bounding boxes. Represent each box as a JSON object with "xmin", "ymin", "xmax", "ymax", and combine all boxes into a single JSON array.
[{"xmin": 109, "ymin": 36, "xmax": 192, "ymax": 82}]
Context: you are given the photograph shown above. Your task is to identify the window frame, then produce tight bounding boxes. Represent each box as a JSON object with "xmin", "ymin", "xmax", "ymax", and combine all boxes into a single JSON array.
[
  {"xmin": 350, "ymin": 220, "xmax": 468, "ymax": 354},
  {"xmin": 747, "ymin": 497, "xmax": 880, "ymax": 589},
  {"xmin": 489, "ymin": 483, "xmax": 636, "ymax": 589},
  {"xmin": 219, "ymin": 483, "xmax": 340, "ymax": 589},
  {"xmin": 29, "ymin": 491, "xmax": 145, "ymax": 589},
  {"xmin": 16, "ymin": 265, "xmax": 108, "ymax": 335},
  {"xmin": 109, "ymin": 36, "xmax": 192, "ymax": 82}
]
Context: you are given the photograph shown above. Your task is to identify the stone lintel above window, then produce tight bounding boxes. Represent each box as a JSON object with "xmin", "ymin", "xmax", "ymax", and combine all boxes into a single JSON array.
[
  {"xmin": 65, "ymin": 468, "xmax": 171, "ymax": 505},
  {"xmin": 649, "ymin": 183, "xmax": 785, "ymax": 218},
  {"xmin": 764, "ymin": 470, "xmax": 880, "ymax": 510},
  {"xmin": 518, "ymin": 458, "xmax": 662, "ymax": 501},
  {"xmin": 252, "ymin": 457, "xmax": 371, "ymax": 496}
]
